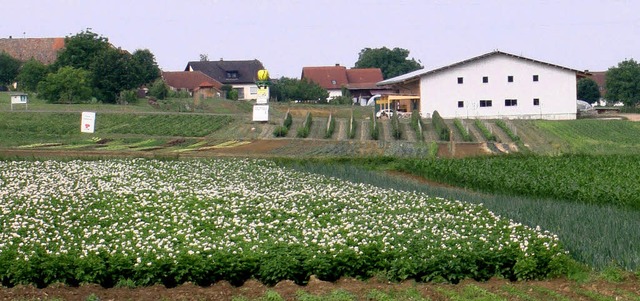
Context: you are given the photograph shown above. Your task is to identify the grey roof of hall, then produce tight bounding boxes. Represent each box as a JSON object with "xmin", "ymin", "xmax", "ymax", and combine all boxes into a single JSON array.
[{"xmin": 377, "ymin": 50, "xmax": 589, "ymax": 86}]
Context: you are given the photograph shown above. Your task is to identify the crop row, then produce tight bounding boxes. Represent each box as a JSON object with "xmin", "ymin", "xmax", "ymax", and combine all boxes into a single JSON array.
[
  {"xmin": 397, "ymin": 154, "xmax": 640, "ymax": 210},
  {"xmin": 0, "ymin": 159, "xmax": 568, "ymax": 287}
]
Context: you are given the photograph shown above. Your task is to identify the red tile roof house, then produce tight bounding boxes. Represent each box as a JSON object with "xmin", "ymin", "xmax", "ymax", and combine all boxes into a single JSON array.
[
  {"xmin": 301, "ymin": 64, "xmax": 392, "ymax": 102},
  {"xmin": 162, "ymin": 71, "xmax": 223, "ymax": 101},
  {"xmin": 0, "ymin": 37, "xmax": 65, "ymax": 64},
  {"xmin": 588, "ymin": 71, "xmax": 607, "ymax": 105},
  {"xmin": 185, "ymin": 59, "xmax": 265, "ymax": 100}
]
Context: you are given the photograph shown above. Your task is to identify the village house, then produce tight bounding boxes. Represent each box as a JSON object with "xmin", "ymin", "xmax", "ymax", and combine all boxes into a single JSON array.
[
  {"xmin": 301, "ymin": 64, "xmax": 391, "ymax": 101},
  {"xmin": 161, "ymin": 71, "xmax": 223, "ymax": 100},
  {"xmin": 184, "ymin": 59, "xmax": 265, "ymax": 100}
]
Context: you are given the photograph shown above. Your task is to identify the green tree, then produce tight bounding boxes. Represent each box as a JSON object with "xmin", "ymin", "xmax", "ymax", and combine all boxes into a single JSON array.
[
  {"xmin": 90, "ymin": 47, "xmax": 137, "ymax": 103},
  {"xmin": 605, "ymin": 59, "xmax": 640, "ymax": 106},
  {"xmin": 0, "ymin": 51, "xmax": 21, "ymax": 87},
  {"xmin": 53, "ymin": 30, "xmax": 110, "ymax": 71},
  {"xmin": 354, "ymin": 47, "xmax": 423, "ymax": 79},
  {"xmin": 16, "ymin": 59, "xmax": 49, "ymax": 92},
  {"xmin": 148, "ymin": 78, "xmax": 169, "ymax": 100},
  {"xmin": 37, "ymin": 66, "xmax": 92, "ymax": 103},
  {"xmin": 270, "ymin": 77, "xmax": 328, "ymax": 102},
  {"xmin": 131, "ymin": 49, "xmax": 161, "ymax": 85},
  {"xmin": 577, "ymin": 78, "xmax": 601, "ymax": 103}
]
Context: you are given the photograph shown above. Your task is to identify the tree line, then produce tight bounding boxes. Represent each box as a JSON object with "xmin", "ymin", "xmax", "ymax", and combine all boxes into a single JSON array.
[{"xmin": 0, "ymin": 30, "xmax": 161, "ymax": 104}]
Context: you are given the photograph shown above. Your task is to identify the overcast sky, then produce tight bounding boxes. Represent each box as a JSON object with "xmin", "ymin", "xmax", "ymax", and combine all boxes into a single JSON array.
[{"xmin": 3, "ymin": 0, "xmax": 638, "ymax": 78}]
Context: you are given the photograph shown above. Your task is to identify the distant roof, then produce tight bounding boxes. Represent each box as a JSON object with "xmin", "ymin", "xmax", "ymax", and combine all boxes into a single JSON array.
[
  {"xmin": 185, "ymin": 59, "xmax": 265, "ymax": 84},
  {"xmin": 379, "ymin": 50, "xmax": 589, "ymax": 86},
  {"xmin": 302, "ymin": 65, "xmax": 383, "ymax": 90},
  {"xmin": 162, "ymin": 71, "xmax": 222, "ymax": 91},
  {"xmin": 0, "ymin": 37, "xmax": 65, "ymax": 64}
]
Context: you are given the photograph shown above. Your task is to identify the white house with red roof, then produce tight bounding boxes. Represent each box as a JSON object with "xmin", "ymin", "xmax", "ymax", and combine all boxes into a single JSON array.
[{"xmin": 379, "ymin": 51, "xmax": 589, "ymax": 120}]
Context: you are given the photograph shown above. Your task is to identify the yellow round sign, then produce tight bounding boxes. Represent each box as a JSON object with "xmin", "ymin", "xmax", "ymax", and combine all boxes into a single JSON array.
[{"xmin": 257, "ymin": 69, "xmax": 269, "ymax": 81}]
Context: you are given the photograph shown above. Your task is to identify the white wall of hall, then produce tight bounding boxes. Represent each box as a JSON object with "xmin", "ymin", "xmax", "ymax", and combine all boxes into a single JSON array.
[{"xmin": 419, "ymin": 55, "xmax": 577, "ymax": 120}]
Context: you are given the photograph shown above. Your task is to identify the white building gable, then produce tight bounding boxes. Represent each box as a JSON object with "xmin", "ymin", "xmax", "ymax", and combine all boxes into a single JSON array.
[{"xmin": 381, "ymin": 51, "xmax": 585, "ymax": 120}]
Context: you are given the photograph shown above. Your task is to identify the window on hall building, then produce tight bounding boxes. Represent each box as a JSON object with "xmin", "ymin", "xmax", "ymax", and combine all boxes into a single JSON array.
[
  {"xmin": 457, "ymin": 77, "xmax": 464, "ymax": 84},
  {"xmin": 507, "ymin": 75, "xmax": 514, "ymax": 82},
  {"xmin": 533, "ymin": 75, "xmax": 539, "ymax": 82},
  {"xmin": 505, "ymin": 99, "xmax": 518, "ymax": 106},
  {"xmin": 533, "ymin": 98, "xmax": 540, "ymax": 106},
  {"xmin": 458, "ymin": 101, "xmax": 464, "ymax": 108},
  {"xmin": 482, "ymin": 76, "xmax": 488, "ymax": 83},
  {"xmin": 480, "ymin": 100, "xmax": 492, "ymax": 107}
]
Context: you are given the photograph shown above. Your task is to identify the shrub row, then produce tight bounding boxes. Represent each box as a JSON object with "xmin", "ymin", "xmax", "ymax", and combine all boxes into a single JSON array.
[
  {"xmin": 474, "ymin": 119, "xmax": 497, "ymax": 141},
  {"xmin": 453, "ymin": 119, "xmax": 473, "ymax": 142},
  {"xmin": 370, "ymin": 111, "xmax": 379, "ymax": 140},
  {"xmin": 431, "ymin": 111, "xmax": 450, "ymax": 141},
  {"xmin": 410, "ymin": 112, "xmax": 424, "ymax": 142},
  {"xmin": 390, "ymin": 112, "xmax": 402, "ymax": 140},
  {"xmin": 273, "ymin": 110, "xmax": 293, "ymax": 137},
  {"xmin": 496, "ymin": 119, "xmax": 520, "ymax": 142},
  {"xmin": 324, "ymin": 114, "xmax": 336, "ymax": 139},
  {"xmin": 347, "ymin": 113, "xmax": 357, "ymax": 139},
  {"xmin": 296, "ymin": 112, "xmax": 313, "ymax": 138}
]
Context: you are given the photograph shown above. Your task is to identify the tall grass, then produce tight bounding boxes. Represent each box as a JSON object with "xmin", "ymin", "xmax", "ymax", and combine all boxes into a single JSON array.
[
  {"xmin": 534, "ymin": 119, "xmax": 640, "ymax": 154},
  {"xmin": 347, "ymin": 112, "xmax": 357, "ymax": 139},
  {"xmin": 431, "ymin": 111, "xmax": 449, "ymax": 141},
  {"xmin": 296, "ymin": 112, "xmax": 312, "ymax": 138},
  {"xmin": 453, "ymin": 119, "xmax": 472, "ymax": 142},
  {"xmin": 474, "ymin": 119, "xmax": 497, "ymax": 141},
  {"xmin": 278, "ymin": 158, "xmax": 640, "ymax": 271}
]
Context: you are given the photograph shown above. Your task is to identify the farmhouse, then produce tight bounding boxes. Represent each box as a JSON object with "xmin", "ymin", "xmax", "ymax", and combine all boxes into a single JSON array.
[
  {"xmin": 0, "ymin": 37, "xmax": 65, "ymax": 65},
  {"xmin": 301, "ymin": 64, "xmax": 391, "ymax": 100},
  {"xmin": 378, "ymin": 50, "xmax": 589, "ymax": 120},
  {"xmin": 185, "ymin": 59, "xmax": 265, "ymax": 100},
  {"xmin": 162, "ymin": 71, "xmax": 223, "ymax": 99}
]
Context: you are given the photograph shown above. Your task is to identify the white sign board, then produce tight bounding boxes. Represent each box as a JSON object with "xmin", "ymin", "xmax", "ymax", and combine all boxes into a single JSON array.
[
  {"xmin": 81, "ymin": 112, "xmax": 96, "ymax": 133},
  {"xmin": 11, "ymin": 95, "xmax": 27, "ymax": 104},
  {"xmin": 256, "ymin": 87, "xmax": 269, "ymax": 104},
  {"xmin": 252, "ymin": 104, "xmax": 269, "ymax": 122}
]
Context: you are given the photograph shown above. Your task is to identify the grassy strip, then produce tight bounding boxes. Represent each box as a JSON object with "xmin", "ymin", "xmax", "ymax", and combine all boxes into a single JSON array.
[
  {"xmin": 370, "ymin": 111, "xmax": 379, "ymax": 140},
  {"xmin": 495, "ymin": 119, "xmax": 520, "ymax": 142},
  {"xmin": 534, "ymin": 119, "xmax": 640, "ymax": 154},
  {"xmin": 453, "ymin": 119, "xmax": 472, "ymax": 142},
  {"xmin": 274, "ymin": 110, "xmax": 293, "ymax": 137}
]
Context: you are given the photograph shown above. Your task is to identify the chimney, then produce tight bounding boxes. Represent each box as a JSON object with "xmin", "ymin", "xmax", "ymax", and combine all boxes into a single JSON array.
[
  {"xmin": 220, "ymin": 58, "xmax": 224, "ymax": 61},
  {"xmin": 335, "ymin": 63, "xmax": 340, "ymax": 66}
]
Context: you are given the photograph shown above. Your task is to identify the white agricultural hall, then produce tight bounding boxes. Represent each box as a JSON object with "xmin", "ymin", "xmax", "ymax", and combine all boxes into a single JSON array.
[{"xmin": 379, "ymin": 51, "xmax": 588, "ymax": 120}]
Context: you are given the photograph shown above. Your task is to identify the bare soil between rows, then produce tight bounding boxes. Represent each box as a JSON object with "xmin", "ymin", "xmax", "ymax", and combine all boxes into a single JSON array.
[{"xmin": 1, "ymin": 276, "xmax": 639, "ymax": 301}]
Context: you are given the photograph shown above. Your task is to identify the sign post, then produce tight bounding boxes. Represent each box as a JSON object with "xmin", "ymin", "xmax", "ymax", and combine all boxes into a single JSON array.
[
  {"xmin": 253, "ymin": 69, "xmax": 270, "ymax": 122},
  {"xmin": 81, "ymin": 112, "xmax": 96, "ymax": 133},
  {"xmin": 10, "ymin": 93, "xmax": 28, "ymax": 111}
]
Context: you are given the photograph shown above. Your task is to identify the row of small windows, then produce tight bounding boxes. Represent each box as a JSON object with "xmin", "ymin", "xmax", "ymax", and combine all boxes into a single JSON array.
[
  {"xmin": 457, "ymin": 75, "xmax": 539, "ymax": 84},
  {"xmin": 457, "ymin": 98, "xmax": 540, "ymax": 108}
]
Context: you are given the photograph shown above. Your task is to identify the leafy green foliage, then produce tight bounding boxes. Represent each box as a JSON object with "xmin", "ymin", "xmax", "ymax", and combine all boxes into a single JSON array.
[
  {"xmin": 474, "ymin": 119, "xmax": 496, "ymax": 142},
  {"xmin": 16, "ymin": 58, "xmax": 48, "ymax": 92},
  {"xmin": 148, "ymin": 78, "xmax": 169, "ymax": 100},
  {"xmin": 577, "ymin": 78, "xmax": 601, "ymax": 103},
  {"xmin": 453, "ymin": 119, "xmax": 472, "ymax": 142},
  {"xmin": 296, "ymin": 112, "xmax": 312, "ymax": 138},
  {"xmin": 0, "ymin": 51, "xmax": 22, "ymax": 86},
  {"xmin": 37, "ymin": 66, "xmax": 93, "ymax": 103},
  {"xmin": 534, "ymin": 119, "xmax": 640, "ymax": 154},
  {"xmin": 354, "ymin": 47, "xmax": 423, "ymax": 79},
  {"xmin": 227, "ymin": 89, "xmax": 239, "ymax": 100},
  {"xmin": 431, "ymin": 111, "xmax": 449, "ymax": 141},
  {"xmin": 51, "ymin": 30, "xmax": 161, "ymax": 103},
  {"xmin": 605, "ymin": 58, "xmax": 640, "ymax": 107},
  {"xmin": 283, "ymin": 110, "xmax": 293, "ymax": 129},
  {"xmin": 397, "ymin": 154, "xmax": 640, "ymax": 211},
  {"xmin": 270, "ymin": 77, "xmax": 329, "ymax": 102},
  {"xmin": 273, "ymin": 125, "xmax": 288, "ymax": 137},
  {"xmin": 324, "ymin": 114, "xmax": 336, "ymax": 139}
]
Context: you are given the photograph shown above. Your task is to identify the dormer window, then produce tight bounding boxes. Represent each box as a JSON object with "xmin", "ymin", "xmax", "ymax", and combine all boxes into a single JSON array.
[
  {"xmin": 226, "ymin": 71, "xmax": 239, "ymax": 79},
  {"xmin": 331, "ymin": 80, "xmax": 337, "ymax": 85}
]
